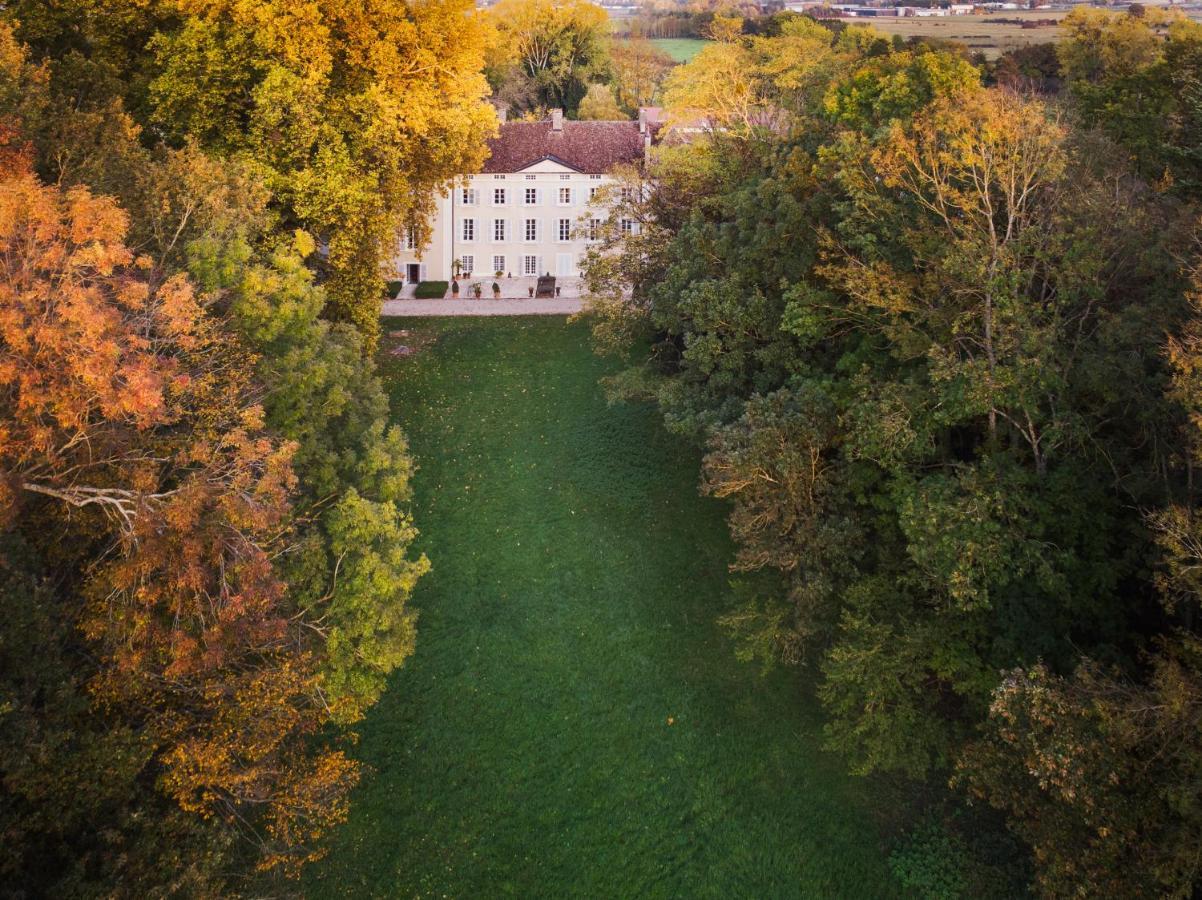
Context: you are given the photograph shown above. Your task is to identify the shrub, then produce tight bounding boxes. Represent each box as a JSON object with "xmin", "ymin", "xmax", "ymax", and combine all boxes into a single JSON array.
[
  {"xmin": 889, "ymin": 823, "xmax": 970, "ymax": 900},
  {"xmin": 385, "ymin": 280, "xmax": 403, "ymax": 297},
  {"xmin": 414, "ymin": 281, "xmax": 448, "ymax": 299}
]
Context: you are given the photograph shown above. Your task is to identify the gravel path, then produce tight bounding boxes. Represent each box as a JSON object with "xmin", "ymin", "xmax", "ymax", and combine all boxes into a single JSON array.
[{"xmin": 382, "ymin": 297, "xmax": 583, "ymax": 316}]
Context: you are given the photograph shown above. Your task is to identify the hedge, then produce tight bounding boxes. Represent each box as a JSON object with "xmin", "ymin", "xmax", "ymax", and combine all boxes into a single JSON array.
[{"xmin": 414, "ymin": 281, "xmax": 448, "ymax": 299}]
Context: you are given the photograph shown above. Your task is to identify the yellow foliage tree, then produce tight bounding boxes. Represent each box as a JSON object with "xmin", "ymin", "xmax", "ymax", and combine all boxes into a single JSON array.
[
  {"xmin": 662, "ymin": 18, "xmax": 846, "ymax": 133},
  {"xmin": 149, "ymin": 0, "xmax": 498, "ymax": 347},
  {"xmin": 577, "ymin": 83, "xmax": 625, "ymax": 120}
]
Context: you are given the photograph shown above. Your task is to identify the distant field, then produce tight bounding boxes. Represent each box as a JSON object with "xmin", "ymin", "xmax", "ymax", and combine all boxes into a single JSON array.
[
  {"xmin": 849, "ymin": 13, "xmax": 1066, "ymax": 59},
  {"xmin": 651, "ymin": 37, "xmax": 710, "ymax": 63}
]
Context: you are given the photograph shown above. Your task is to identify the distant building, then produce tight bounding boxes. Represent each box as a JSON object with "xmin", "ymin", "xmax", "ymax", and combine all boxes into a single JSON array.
[{"xmin": 394, "ymin": 109, "xmax": 652, "ymax": 284}]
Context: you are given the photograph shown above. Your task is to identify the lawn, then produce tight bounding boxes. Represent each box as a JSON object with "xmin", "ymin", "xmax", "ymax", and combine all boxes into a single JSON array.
[
  {"xmin": 651, "ymin": 37, "xmax": 710, "ymax": 63},
  {"xmin": 304, "ymin": 318, "xmax": 898, "ymax": 898}
]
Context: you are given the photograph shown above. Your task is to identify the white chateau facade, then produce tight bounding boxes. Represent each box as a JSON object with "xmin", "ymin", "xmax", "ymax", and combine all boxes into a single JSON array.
[{"xmin": 394, "ymin": 109, "xmax": 653, "ymax": 284}]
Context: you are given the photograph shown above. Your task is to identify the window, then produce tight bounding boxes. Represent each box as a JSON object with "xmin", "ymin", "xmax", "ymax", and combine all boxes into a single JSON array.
[
  {"xmin": 460, "ymin": 255, "xmax": 474, "ymax": 275},
  {"xmin": 523, "ymin": 254, "xmax": 539, "ymax": 276},
  {"xmin": 560, "ymin": 174, "xmax": 571, "ymax": 180},
  {"xmin": 493, "ymin": 188, "xmax": 506, "ymax": 205},
  {"xmin": 589, "ymin": 186, "xmax": 598, "ymax": 201},
  {"xmin": 462, "ymin": 218, "xmax": 475, "ymax": 241},
  {"xmin": 620, "ymin": 218, "xmax": 634, "ymax": 236},
  {"xmin": 493, "ymin": 255, "xmax": 505, "ymax": 274},
  {"xmin": 405, "ymin": 230, "xmax": 417, "ymax": 251},
  {"xmin": 493, "ymin": 174, "xmax": 506, "ymax": 180},
  {"xmin": 524, "ymin": 218, "xmax": 538, "ymax": 241},
  {"xmin": 524, "ymin": 187, "xmax": 538, "ymax": 205},
  {"xmin": 589, "ymin": 174, "xmax": 602, "ymax": 180},
  {"xmin": 620, "ymin": 187, "xmax": 634, "ymax": 203},
  {"xmin": 525, "ymin": 174, "xmax": 537, "ymax": 181},
  {"xmin": 558, "ymin": 187, "xmax": 572, "ymax": 205},
  {"xmin": 588, "ymin": 218, "xmax": 601, "ymax": 241},
  {"xmin": 493, "ymin": 219, "xmax": 506, "ymax": 241},
  {"xmin": 558, "ymin": 218, "xmax": 571, "ymax": 242},
  {"xmin": 462, "ymin": 188, "xmax": 477, "ymax": 204}
]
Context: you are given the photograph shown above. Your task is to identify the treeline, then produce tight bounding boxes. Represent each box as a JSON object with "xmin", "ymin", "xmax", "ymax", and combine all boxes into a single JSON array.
[
  {"xmin": 0, "ymin": 0, "xmax": 493, "ymax": 894},
  {"xmin": 584, "ymin": 9, "xmax": 1202, "ymax": 897}
]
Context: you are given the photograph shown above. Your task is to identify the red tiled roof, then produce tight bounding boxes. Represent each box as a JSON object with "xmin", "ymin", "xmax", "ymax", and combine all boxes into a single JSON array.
[{"xmin": 482, "ymin": 119, "xmax": 646, "ymax": 174}]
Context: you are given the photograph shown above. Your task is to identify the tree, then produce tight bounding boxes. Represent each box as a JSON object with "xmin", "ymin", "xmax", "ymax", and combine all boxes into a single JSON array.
[
  {"xmin": 1057, "ymin": 7, "xmax": 1202, "ymax": 196},
  {"xmin": 485, "ymin": 0, "xmax": 610, "ymax": 116},
  {"xmin": 610, "ymin": 38, "xmax": 673, "ymax": 114},
  {"xmin": 577, "ymin": 82, "xmax": 625, "ymax": 119},
  {"xmin": 584, "ymin": 29, "xmax": 1196, "ymax": 892},
  {"xmin": 136, "ymin": 0, "xmax": 498, "ymax": 349},
  {"xmin": 0, "ymin": 167, "xmax": 359, "ymax": 881}
]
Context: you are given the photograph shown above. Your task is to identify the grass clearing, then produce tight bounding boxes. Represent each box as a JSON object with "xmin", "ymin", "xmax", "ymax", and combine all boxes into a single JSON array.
[
  {"xmin": 304, "ymin": 318, "xmax": 898, "ymax": 898},
  {"xmin": 651, "ymin": 37, "xmax": 710, "ymax": 63}
]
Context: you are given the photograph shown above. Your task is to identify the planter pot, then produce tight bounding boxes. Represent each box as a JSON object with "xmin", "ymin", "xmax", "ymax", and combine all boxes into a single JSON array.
[{"xmin": 528, "ymin": 287, "xmax": 534, "ymax": 297}]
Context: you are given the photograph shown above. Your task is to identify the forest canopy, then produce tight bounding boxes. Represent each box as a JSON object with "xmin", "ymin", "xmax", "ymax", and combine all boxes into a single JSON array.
[
  {"xmin": 0, "ymin": 0, "xmax": 485, "ymax": 891},
  {"xmin": 582, "ymin": 8, "xmax": 1202, "ymax": 896}
]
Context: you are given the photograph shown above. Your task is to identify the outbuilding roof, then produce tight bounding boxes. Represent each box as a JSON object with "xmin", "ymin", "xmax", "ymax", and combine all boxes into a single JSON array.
[{"xmin": 482, "ymin": 119, "xmax": 647, "ymax": 174}]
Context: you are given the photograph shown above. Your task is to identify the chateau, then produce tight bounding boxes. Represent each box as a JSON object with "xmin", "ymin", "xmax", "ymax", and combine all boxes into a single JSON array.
[{"xmin": 394, "ymin": 109, "xmax": 656, "ymax": 285}]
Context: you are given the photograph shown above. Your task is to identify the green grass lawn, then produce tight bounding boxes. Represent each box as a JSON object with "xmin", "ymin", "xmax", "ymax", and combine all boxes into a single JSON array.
[
  {"xmin": 651, "ymin": 37, "xmax": 710, "ymax": 64},
  {"xmin": 304, "ymin": 317, "xmax": 898, "ymax": 898}
]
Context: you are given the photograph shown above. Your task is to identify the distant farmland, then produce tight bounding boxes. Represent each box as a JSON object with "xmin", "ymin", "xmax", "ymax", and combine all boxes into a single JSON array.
[
  {"xmin": 650, "ymin": 37, "xmax": 710, "ymax": 63},
  {"xmin": 645, "ymin": 19, "xmax": 1061, "ymax": 64},
  {"xmin": 852, "ymin": 13, "xmax": 1065, "ymax": 59}
]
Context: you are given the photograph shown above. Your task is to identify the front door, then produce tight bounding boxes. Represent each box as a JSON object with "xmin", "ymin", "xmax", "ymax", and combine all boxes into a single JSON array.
[{"xmin": 406, "ymin": 263, "xmax": 421, "ymax": 283}]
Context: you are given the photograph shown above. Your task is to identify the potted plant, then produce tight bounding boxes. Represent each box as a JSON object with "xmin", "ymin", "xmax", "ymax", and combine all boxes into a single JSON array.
[
  {"xmin": 451, "ymin": 279, "xmax": 460, "ymax": 298},
  {"xmin": 492, "ymin": 281, "xmax": 501, "ymax": 298},
  {"xmin": 472, "ymin": 282, "xmax": 482, "ymax": 298},
  {"xmin": 495, "ymin": 270, "xmax": 503, "ymax": 278},
  {"xmin": 527, "ymin": 285, "xmax": 534, "ymax": 297},
  {"xmin": 452, "ymin": 258, "xmax": 463, "ymax": 280}
]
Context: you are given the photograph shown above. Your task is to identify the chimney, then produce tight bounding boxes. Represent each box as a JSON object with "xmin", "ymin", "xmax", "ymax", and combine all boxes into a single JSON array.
[{"xmin": 551, "ymin": 108, "xmax": 563, "ymax": 132}]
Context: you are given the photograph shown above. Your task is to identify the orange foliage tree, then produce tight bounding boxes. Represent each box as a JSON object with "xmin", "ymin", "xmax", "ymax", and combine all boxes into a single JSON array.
[{"xmin": 0, "ymin": 169, "xmax": 358, "ymax": 873}]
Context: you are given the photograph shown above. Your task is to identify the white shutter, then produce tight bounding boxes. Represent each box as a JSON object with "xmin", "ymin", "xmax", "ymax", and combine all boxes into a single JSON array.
[{"xmin": 420, "ymin": 263, "xmax": 428, "ymax": 280}]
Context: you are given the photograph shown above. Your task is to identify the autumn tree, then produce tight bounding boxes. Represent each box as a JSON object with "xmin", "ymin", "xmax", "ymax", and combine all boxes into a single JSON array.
[
  {"xmin": 0, "ymin": 168, "xmax": 373, "ymax": 884},
  {"xmin": 662, "ymin": 18, "xmax": 852, "ymax": 133},
  {"xmin": 1058, "ymin": 6, "xmax": 1202, "ymax": 197},
  {"xmin": 956, "ymin": 236, "xmax": 1202, "ymax": 898},
  {"xmin": 610, "ymin": 38, "xmax": 673, "ymax": 114},
  {"xmin": 577, "ymin": 83, "xmax": 625, "ymax": 119},
  {"xmin": 486, "ymin": 0, "xmax": 611, "ymax": 116},
  {"xmin": 0, "ymin": 18, "xmax": 434, "ymax": 887},
  {"xmin": 584, "ymin": 29, "xmax": 1196, "ymax": 893}
]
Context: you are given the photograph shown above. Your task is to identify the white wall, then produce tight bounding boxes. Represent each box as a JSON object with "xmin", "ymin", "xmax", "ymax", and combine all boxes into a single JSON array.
[{"xmin": 393, "ymin": 160, "xmax": 630, "ymax": 284}]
